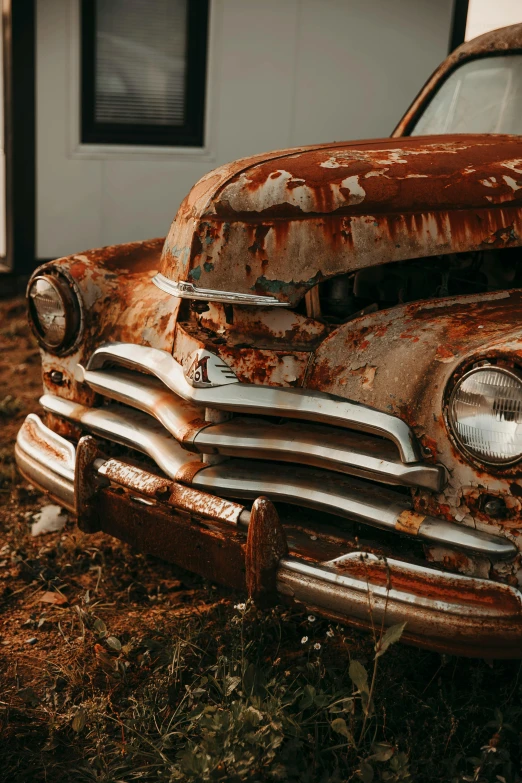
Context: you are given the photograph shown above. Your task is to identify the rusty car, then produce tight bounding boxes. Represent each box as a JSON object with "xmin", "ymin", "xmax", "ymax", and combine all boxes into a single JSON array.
[{"xmin": 15, "ymin": 24, "xmax": 522, "ymax": 658}]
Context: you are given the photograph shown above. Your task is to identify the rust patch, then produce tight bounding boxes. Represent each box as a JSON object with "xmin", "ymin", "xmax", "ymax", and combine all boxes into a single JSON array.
[
  {"xmin": 335, "ymin": 555, "xmax": 521, "ymax": 611},
  {"xmin": 245, "ymin": 497, "xmax": 288, "ymax": 606},
  {"xmin": 98, "ymin": 457, "xmax": 245, "ymax": 524},
  {"xmin": 169, "ymin": 483, "xmax": 244, "ymax": 525},
  {"xmin": 31, "ymin": 237, "xmax": 178, "ymax": 408},
  {"xmin": 174, "ymin": 459, "xmax": 207, "ymax": 483},
  {"xmin": 75, "ymin": 436, "xmax": 106, "ymax": 533},
  {"xmin": 23, "ymin": 416, "xmax": 71, "ymax": 466},
  {"xmin": 96, "ymin": 487, "xmax": 248, "ymax": 592},
  {"xmin": 160, "ymin": 136, "xmax": 522, "ymax": 305},
  {"xmin": 395, "ymin": 510, "xmax": 425, "ymax": 536},
  {"xmin": 100, "ymin": 459, "xmax": 172, "ymax": 498}
]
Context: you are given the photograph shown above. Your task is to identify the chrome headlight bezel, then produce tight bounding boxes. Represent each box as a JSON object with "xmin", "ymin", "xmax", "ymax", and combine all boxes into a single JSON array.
[
  {"xmin": 27, "ymin": 273, "xmax": 81, "ymax": 353},
  {"xmin": 447, "ymin": 364, "xmax": 522, "ymax": 468}
]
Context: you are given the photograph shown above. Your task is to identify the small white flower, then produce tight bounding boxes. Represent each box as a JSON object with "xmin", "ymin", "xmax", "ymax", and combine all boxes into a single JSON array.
[
  {"xmin": 234, "ymin": 603, "xmax": 246, "ymax": 611},
  {"xmin": 314, "ymin": 642, "xmax": 321, "ymax": 650},
  {"xmin": 301, "ymin": 636, "xmax": 309, "ymax": 644},
  {"xmin": 326, "ymin": 628, "xmax": 334, "ymax": 638},
  {"xmin": 308, "ymin": 615, "xmax": 316, "ymax": 622}
]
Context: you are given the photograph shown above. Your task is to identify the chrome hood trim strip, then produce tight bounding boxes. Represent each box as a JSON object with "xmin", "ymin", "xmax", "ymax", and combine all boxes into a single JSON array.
[
  {"xmin": 152, "ymin": 273, "xmax": 291, "ymax": 307},
  {"xmin": 84, "ymin": 343, "xmax": 422, "ymax": 463}
]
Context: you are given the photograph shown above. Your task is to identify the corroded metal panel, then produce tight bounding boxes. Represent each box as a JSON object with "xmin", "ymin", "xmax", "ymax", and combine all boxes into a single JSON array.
[
  {"xmin": 160, "ymin": 136, "xmax": 522, "ymax": 305},
  {"xmin": 97, "ymin": 488, "xmax": 248, "ymax": 592},
  {"xmin": 306, "ymin": 289, "xmax": 522, "ymax": 573},
  {"xmin": 173, "ymin": 321, "xmax": 312, "ymax": 387},
  {"xmin": 33, "ymin": 238, "xmax": 179, "ymax": 405}
]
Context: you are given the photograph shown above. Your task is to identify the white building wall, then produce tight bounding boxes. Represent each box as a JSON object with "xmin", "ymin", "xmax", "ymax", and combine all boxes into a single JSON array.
[{"xmin": 36, "ymin": 0, "xmax": 454, "ymax": 260}]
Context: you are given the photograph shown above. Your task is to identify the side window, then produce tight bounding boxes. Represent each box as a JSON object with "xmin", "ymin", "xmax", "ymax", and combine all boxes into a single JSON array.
[{"xmin": 81, "ymin": 0, "xmax": 209, "ymax": 147}]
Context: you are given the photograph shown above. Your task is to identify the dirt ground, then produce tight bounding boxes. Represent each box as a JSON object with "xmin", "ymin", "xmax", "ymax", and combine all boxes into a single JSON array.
[{"xmin": 2, "ymin": 296, "xmax": 522, "ymax": 783}]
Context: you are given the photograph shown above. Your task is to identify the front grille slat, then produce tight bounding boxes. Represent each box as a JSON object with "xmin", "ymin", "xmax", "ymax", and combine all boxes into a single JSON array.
[{"xmin": 77, "ymin": 363, "xmax": 444, "ymax": 492}]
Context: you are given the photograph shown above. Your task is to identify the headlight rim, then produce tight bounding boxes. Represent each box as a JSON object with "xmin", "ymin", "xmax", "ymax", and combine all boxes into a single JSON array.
[
  {"xmin": 447, "ymin": 363, "xmax": 522, "ymax": 468},
  {"xmin": 27, "ymin": 271, "xmax": 82, "ymax": 354}
]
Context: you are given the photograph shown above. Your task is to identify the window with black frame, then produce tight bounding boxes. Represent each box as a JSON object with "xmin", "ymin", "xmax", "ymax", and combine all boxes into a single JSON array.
[{"xmin": 81, "ymin": 0, "xmax": 209, "ymax": 146}]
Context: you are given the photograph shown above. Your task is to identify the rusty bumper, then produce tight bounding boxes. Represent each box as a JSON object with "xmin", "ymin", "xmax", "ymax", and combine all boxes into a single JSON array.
[{"xmin": 15, "ymin": 413, "xmax": 522, "ymax": 658}]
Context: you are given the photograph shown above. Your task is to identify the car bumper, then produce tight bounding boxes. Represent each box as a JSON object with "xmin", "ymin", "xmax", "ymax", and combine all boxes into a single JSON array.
[{"xmin": 15, "ymin": 412, "xmax": 522, "ymax": 659}]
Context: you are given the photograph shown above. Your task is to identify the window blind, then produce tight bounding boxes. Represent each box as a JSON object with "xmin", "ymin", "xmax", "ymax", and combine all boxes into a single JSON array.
[{"xmin": 95, "ymin": 0, "xmax": 188, "ymax": 127}]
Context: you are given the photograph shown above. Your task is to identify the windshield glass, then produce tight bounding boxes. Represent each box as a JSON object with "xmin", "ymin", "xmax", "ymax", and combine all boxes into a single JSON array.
[{"xmin": 411, "ymin": 55, "xmax": 522, "ymax": 135}]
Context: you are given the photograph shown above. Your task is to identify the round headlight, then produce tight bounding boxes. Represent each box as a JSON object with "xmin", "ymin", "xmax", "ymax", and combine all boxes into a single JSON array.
[
  {"xmin": 28, "ymin": 275, "xmax": 80, "ymax": 351},
  {"xmin": 448, "ymin": 366, "xmax": 522, "ymax": 465}
]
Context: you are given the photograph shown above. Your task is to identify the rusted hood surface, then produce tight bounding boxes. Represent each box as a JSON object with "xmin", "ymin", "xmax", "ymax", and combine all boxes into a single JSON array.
[{"xmin": 160, "ymin": 135, "xmax": 522, "ymax": 305}]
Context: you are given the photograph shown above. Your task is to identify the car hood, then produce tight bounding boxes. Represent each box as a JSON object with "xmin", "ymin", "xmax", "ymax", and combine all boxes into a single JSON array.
[{"xmin": 159, "ymin": 134, "xmax": 522, "ymax": 305}]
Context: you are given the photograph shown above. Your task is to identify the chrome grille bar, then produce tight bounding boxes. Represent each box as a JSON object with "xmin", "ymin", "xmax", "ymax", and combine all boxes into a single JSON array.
[
  {"xmin": 83, "ymin": 343, "xmax": 422, "ymax": 463},
  {"xmin": 77, "ymin": 365, "xmax": 444, "ymax": 491},
  {"xmin": 39, "ymin": 396, "xmax": 516, "ymax": 559}
]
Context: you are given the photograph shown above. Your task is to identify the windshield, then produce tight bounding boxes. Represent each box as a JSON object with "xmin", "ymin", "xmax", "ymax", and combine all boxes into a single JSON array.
[{"xmin": 411, "ymin": 54, "xmax": 522, "ymax": 135}]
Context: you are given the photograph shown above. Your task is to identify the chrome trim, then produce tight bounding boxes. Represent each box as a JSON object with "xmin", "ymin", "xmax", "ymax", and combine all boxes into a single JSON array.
[
  {"xmin": 39, "ymin": 397, "xmax": 513, "ymax": 559},
  {"xmin": 84, "ymin": 343, "xmax": 422, "ymax": 463},
  {"xmin": 15, "ymin": 445, "xmax": 76, "ymax": 512},
  {"xmin": 277, "ymin": 555, "xmax": 522, "ymax": 653},
  {"xmin": 192, "ymin": 460, "xmax": 515, "ymax": 559},
  {"xmin": 78, "ymin": 367, "xmax": 209, "ymax": 445},
  {"xmin": 17, "ymin": 413, "xmax": 75, "ymax": 482},
  {"xmin": 15, "ymin": 409, "xmax": 517, "ymax": 562},
  {"xmin": 194, "ymin": 417, "xmax": 444, "ymax": 492},
  {"xmin": 185, "ymin": 348, "xmax": 239, "ymax": 388},
  {"xmin": 152, "ymin": 273, "xmax": 291, "ymax": 307},
  {"xmin": 79, "ymin": 365, "xmax": 443, "ymax": 491},
  {"xmin": 40, "ymin": 395, "xmax": 191, "ymax": 479},
  {"xmin": 13, "ymin": 414, "xmax": 522, "ymax": 654},
  {"xmin": 280, "ymin": 553, "xmax": 522, "ymax": 617},
  {"xmin": 15, "ymin": 415, "xmax": 76, "ymax": 512}
]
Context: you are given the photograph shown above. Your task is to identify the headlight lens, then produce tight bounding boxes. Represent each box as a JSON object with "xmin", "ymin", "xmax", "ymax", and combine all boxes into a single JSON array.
[
  {"xmin": 449, "ymin": 366, "xmax": 522, "ymax": 465},
  {"xmin": 28, "ymin": 275, "xmax": 79, "ymax": 350}
]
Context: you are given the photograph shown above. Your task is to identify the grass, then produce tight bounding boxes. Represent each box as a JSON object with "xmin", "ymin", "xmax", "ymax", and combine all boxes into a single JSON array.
[
  {"xmin": 2, "ymin": 295, "xmax": 522, "ymax": 781},
  {"xmin": 2, "ymin": 546, "xmax": 522, "ymax": 783}
]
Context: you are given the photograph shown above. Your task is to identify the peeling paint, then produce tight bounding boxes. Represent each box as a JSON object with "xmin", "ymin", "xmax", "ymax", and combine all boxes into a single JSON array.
[{"xmin": 160, "ymin": 136, "xmax": 522, "ymax": 306}]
